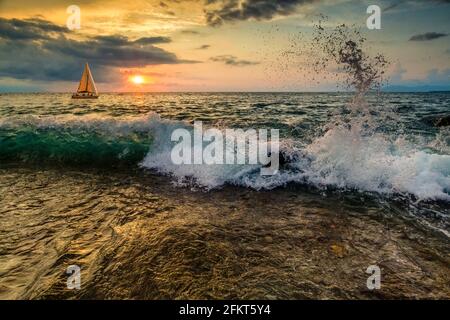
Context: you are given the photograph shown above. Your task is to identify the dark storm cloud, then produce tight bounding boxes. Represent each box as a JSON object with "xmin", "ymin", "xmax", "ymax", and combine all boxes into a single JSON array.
[
  {"xmin": 409, "ymin": 32, "xmax": 448, "ymax": 41},
  {"xmin": 0, "ymin": 18, "xmax": 194, "ymax": 82},
  {"xmin": 204, "ymin": 0, "xmax": 317, "ymax": 26},
  {"xmin": 41, "ymin": 38, "xmax": 181, "ymax": 68},
  {"xmin": 0, "ymin": 40, "xmax": 88, "ymax": 81},
  {"xmin": 210, "ymin": 55, "xmax": 259, "ymax": 66},
  {"xmin": 91, "ymin": 35, "xmax": 130, "ymax": 46},
  {"xmin": 0, "ymin": 17, "xmax": 67, "ymax": 40}
]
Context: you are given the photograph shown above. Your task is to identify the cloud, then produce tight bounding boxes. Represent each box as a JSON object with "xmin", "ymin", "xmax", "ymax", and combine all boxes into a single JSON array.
[
  {"xmin": 90, "ymin": 35, "xmax": 129, "ymax": 46},
  {"xmin": 204, "ymin": 0, "xmax": 317, "ymax": 26},
  {"xmin": 180, "ymin": 30, "xmax": 202, "ymax": 35},
  {"xmin": 383, "ymin": 2, "xmax": 401, "ymax": 12},
  {"xmin": 409, "ymin": 32, "xmax": 448, "ymax": 41},
  {"xmin": 91, "ymin": 35, "xmax": 171, "ymax": 46},
  {"xmin": 0, "ymin": 17, "xmax": 67, "ymax": 40},
  {"xmin": 133, "ymin": 36, "xmax": 172, "ymax": 45},
  {"xmin": 382, "ymin": 0, "xmax": 450, "ymax": 15},
  {"xmin": 210, "ymin": 55, "xmax": 259, "ymax": 66},
  {"xmin": 383, "ymin": 0, "xmax": 450, "ymax": 12},
  {"xmin": 0, "ymin": 17, "xmax": 195, "ymax": 82},
  {"xmin": 196, "ymin": 44, "xmax": 211, "ymax": 50},
  {"xmin": 41, "ymin": 38, "xmax": 182, "ymax": 68}
]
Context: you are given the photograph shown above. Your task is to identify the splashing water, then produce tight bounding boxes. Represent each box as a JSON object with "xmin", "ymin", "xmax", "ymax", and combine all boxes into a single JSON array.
[
  {"xmin": 298, "ymin": 21, "xmax": 449, "ymax": 201},
  {"xmin": 311, "ymin": 18, "xmax": 389, "ymax": 94}
]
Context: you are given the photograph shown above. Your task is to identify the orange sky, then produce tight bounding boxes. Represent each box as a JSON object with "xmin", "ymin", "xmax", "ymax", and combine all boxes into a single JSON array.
[{"xmin": 0, "ymin": 0, "xmax": 449, "ymax": 92}]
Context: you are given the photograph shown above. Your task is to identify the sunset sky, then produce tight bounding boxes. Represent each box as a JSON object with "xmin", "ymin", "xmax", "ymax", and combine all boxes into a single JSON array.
[{"xmin": 0, "ymin": 0, "xmax": 449, "ymax": 92}]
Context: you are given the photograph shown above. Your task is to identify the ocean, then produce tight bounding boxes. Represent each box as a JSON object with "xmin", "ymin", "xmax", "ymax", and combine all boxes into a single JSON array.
[{"xmin": 0, "ymin": 92, "xmax": 449, "ymax": 299}]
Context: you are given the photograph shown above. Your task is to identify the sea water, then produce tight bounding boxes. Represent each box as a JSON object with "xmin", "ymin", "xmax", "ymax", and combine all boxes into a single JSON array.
[{"xmin": 0, "ymin": 92, "xmax": 449, "ymax": 299}]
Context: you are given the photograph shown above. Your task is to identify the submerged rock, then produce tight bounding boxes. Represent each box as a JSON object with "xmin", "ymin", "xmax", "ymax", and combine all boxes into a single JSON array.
[
  {"xmin": 435, "ymin": 115, "xmax": 450, "ymax": 127},
  {"xmin": 423, "ymin": 114, "xmax": 450, "ymax": 127}
]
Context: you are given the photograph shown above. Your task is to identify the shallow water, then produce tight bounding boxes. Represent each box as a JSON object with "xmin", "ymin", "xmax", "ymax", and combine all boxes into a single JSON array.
[{"xmin": 0, "ymin": 93, "xmax": 449, "ymax": 299}]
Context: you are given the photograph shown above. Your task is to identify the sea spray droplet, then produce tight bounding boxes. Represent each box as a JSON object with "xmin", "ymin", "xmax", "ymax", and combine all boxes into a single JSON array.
[{"xmin": 311, "ymin": 17, "xmax": 389, "ymax": 95}]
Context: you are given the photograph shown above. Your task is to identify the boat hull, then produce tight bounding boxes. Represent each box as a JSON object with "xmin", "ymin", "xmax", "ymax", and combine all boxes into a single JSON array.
[{"xmin": 72, "ymin": 95, "xmax": 99, "ymax": 99}]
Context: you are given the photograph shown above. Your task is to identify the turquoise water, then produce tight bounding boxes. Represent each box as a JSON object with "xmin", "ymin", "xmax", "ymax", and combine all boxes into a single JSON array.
[{"xmin": 0, "ymin": 92, "xmax": 449, "ymax": 299}]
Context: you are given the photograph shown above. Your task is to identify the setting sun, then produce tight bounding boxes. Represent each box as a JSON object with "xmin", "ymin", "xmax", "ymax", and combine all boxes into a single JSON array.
[{"xmin": 130, "ymin": 75, "xmax": 145, "ymax": 85}]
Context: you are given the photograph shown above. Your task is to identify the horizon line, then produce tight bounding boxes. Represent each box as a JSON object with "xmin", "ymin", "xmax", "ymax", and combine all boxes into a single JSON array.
[{"xmin": 1, "ymin": 90, "xmax": 449, "ymax": 94}]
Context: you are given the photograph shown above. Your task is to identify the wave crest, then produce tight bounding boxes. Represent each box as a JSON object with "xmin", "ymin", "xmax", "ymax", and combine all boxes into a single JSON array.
[{"xmin": 1, "ymin": 113, "xmax": 449, "ymax": 201}]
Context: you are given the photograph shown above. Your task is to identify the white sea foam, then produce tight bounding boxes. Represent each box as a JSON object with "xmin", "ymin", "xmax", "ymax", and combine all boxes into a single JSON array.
[
  {"xmin": 140, "ymin": 114, "xmax": 450, "ymax": 201},
  {"xmin": 301, "ymin": 125, "xmax": 450, "ymax": 201}
]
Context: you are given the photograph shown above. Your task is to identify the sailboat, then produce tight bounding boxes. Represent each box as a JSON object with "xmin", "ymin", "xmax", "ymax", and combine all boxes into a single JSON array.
[{"xmin": 72, "ymin": 62, "xmax": 99, "ymax": 99}]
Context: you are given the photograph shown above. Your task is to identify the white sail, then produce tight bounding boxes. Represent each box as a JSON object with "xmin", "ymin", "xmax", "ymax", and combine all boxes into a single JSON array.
[{"xmin": 77, "ymin": 63, "xmax": 98, "ymax": 95}]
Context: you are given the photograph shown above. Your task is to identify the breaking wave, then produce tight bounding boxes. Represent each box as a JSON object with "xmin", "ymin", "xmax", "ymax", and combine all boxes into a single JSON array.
[
  {"xmin": 140, "ymin": 115, "xmax": 450, "ymax": 201},
  {"xmin": 0, "ymin": 114, "xmax": 157, "ymax": 166},
  {"xmin": 0, "ymin": 112, "xmax": 449, "ymax": 201}
]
